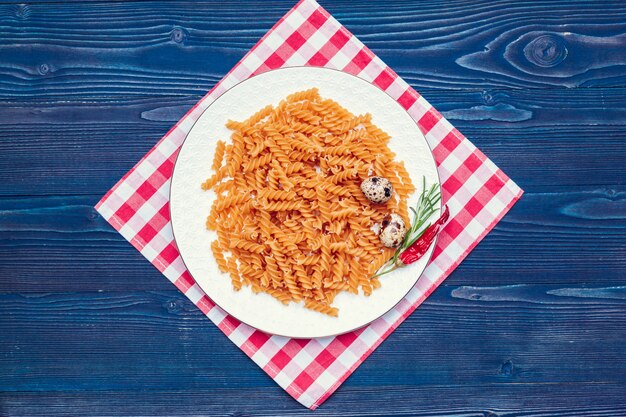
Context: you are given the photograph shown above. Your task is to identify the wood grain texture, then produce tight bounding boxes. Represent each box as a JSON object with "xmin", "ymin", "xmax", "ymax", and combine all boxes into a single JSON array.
[
  {"xmin": 1, "ymin": 188, "xmax": 625, "ymax": 293},
  {"xmin": 1, "ymin": 0, "xmax": 625, "ymax": 415},
  {"xmin": 3, "ymin": 383, "xmax": 626, "ymax": 417},
  {"xmin": 0, "ymin": 0, "xmax": 626, "ymax": 101},
  {"xmin": 2, "ymin": 287, "xmax": 626, "ymax": 390},
  {"xmin": 1, "ymin": 86, "xmax": 626, "ymax": 196}
]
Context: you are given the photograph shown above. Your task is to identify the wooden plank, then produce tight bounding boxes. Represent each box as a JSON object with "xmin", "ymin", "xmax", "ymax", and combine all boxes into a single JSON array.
[
  {"xmin": 1, "ymin": 287, "xmax": 625, "ymax": 392},
  {"xmin": 2, "ymin": 383, "xmax": 626, "ymax": 416},
  {"xmin": 1, "ymin": 187, "xmax": 624, "ymax": 293},
  {"xmin": 0, "ymin": 0, "xmax": 625, "ymax": 100},
  {"xmin": 1, "ymin": 87, "xmax": 625, "ymax": 196},
  {"xmin": 1, "ymin": 0, "xmax": 624, "ymax": 414}
]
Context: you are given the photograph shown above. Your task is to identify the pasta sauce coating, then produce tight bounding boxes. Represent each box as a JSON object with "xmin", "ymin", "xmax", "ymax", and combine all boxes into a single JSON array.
[{"xmin": 203, "ymin": 88, "xmax": 415, "ymax": 316}]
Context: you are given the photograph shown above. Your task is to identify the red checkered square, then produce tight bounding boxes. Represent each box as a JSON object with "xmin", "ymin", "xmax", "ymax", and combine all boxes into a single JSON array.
[
  {"xmin": 175, "ymin": 271, "xmax": 195, "ymax": 292},
  {"xmin": 253, "ymin": 64, "xmax": 271, "ymax": 75},
  {"xmin": 292, "ymin": 370, "xmax": 316, "ymax": 392},
  {"xmin": 443, "ymin": 175, "xmax": 464, "ymax": 197},
  {"xmin": 248, "ymin": 330, "xmax": 271, "ymax": 350},
  {"xmin": 473, "ymin": 182, "xmax": 497, "ymax": 206},
  {"xmin": 158, "ymin": 242, "xmax": 180, "ymax": 265},
  {"xmin": 440, "ymin": 130, "xmax": 463, "ymax": 152},
  {"xmin": 351, "ymin": 49, "xmax": 373, "ymax": 71},
  {"xmin": 136, "ymin": 180, "xmax": 158, "ymax": 201},
  {"xmin": 465, "ymin": 196, "xmax": 484, "ymax": 217},
  {"xmin": 149, "ymin": 204, "xmax": 170, "ymax": 230},
  {"xmin": 443, "ymin": 216, "xmax": 465, "ymax": 240},
  {"xmin": 314, "ymin": 348, "xmax": 338, "ymax": 368},
  {"xmin": 335, "ymin": 331, "xmax": 358, "ymax": 347},
  {"xmin": 136, "ymin": 223, "xmax": 158, "ymax": 246},
  {"xmin": 265, "ymin": 52, "xmax": 286, "ymax": 69},
  {"xmin": 308, "ymin": 9, "xmax": 328, "ymax": 29},
  {"xmin": 196, "ymin": 295, "xmax": 213, "ymax": 315},
  {"xmin": 316, "ymin": 40, "xmax": 341, "ymax": 61},
  {"xmin": 293, "ymin": 338, "xmax": 310, "ymax": 349},
  {"xmin": 296, "ymin": 21, "xmax": 317, "ymax": 39},
  {"xmin": 329, "ymin": 28, "xmax": 350, "ymax": 49},
  {"xmin": 157, "ymin": 156, "xmax": 175, "ymax": 178},
  {"xmin": 274, "ymin": 42, "xmax": 296, "ymax": 60},
  {"xmin": 373, "ymin": 69, "xmax": 396, "ymax": 90},
  {"xmin": 463, "ymin": 152, "xmax": 484, "ymax": 172},
  {"xmin": 398, "ymin": 90, "xmax": 418, "ymax": 110},
  {"xmin": 418, "ymin": 109, "xmax": 442, "ymax": 133},
  {"xmin": 484, "ymin": 173, "xmax": 505, "ymax": 195},
  {"xmin": 146, "ymin": 169, "xmax": 168, "ymax": 190},
  {"xmin": 286, "ymin": 30, "xmax": 307, "ymax": 50},
  {"xmin": 113, "ymin": 202, "xmax": 136, "ymax": 223},
  {"xmin": 219, "ymin": 315, "xmax": 241, "ymax": 336},
  {"xmin": 307, "ymin": 51, "xmax": 329, "ymax": 66},
  {"xmin": 451, "ymin": 162, "xmax": 474, "ymax": 186},
  {"xmin": 270, "ymin": 348, "xmax": 293, "ymax": 370}
]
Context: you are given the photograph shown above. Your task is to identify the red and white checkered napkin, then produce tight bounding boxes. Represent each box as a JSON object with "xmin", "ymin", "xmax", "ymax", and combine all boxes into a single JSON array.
[{"xmin": 96, "ymin": 0, "xmax": 522, "ymax": 409}]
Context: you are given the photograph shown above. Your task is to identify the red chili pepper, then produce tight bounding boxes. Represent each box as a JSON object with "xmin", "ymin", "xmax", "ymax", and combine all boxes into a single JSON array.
[{"xmin": 399, "ymin": 205, "xmax": 449, "ymax": 265}]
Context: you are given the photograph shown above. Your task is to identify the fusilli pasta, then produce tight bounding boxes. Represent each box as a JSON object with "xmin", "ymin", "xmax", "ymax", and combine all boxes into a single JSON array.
[{"xmin": 202, "ymin": 88, "xmax": 412, "ymax": 316}]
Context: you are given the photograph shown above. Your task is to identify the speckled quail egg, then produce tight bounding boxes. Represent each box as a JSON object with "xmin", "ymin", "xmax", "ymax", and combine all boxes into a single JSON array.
[
  {"xmin": 360, "ymin": 176, "xmax": 394, "ymax": 204},
  {"xmin": 379, "ymin": 213, "xmax": 407, "ymax": 248}
]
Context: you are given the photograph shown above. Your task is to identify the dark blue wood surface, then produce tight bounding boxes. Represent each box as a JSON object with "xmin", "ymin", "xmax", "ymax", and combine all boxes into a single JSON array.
[{"xmin": 1, "ymin": 0, "xmax": 625, "ymax": 415}]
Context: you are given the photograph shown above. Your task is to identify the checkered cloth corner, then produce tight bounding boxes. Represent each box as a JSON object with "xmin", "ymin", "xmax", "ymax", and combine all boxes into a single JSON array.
[{"xmin": 96, "ymin": 0, "xmax": 523, "ymax": 409}]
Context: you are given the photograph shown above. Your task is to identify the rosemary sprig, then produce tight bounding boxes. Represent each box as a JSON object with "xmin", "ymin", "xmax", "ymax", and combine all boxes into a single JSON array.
[{"xmin": 373, "ymin": 176, "xmax": 442, "ymax": 278}]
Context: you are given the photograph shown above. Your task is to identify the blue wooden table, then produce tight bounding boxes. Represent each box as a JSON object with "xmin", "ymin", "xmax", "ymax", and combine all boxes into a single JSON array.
[{"xmin": 1, "ymin": 0, "xmax": 625, "ymax": 415}]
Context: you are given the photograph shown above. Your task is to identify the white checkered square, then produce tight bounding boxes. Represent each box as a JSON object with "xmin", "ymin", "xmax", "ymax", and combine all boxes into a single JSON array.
[
  {"xmin": 117, "ymin": 220, "xmax": 140, "ymax": 243},
  {"xmin": 185, "ymin": 283, "xmax": 204, "ymax": 304},
  {"xmin": 206, "ymin": 304, "xmax": 227, "ymax": 323},
  {"xmin": 385, "ymin": 78, "xmax": 408, "ymax": 100},
  {"xmin": 324, "ymin": 353, "xmax": 351, "ymax": 379},
  {"xmin": 274, "ymin": 20, "xmax": 296, "ymax": 40},
  {"xmin": 297, "ymin": 41, "xmax": 319, "ymax": 62},
  {"xmin": 318, "ymin": 18, "xmax": 339, "ymax": 39},
  {"xmin": 360, "ymin": 59, "xmax": 383, "ymax": 82},
  {"xmin": 273, "ymin": 372, "xmax": 294, "ymax": 393},
  {"xmin": 285, "ymin": 52, "xmax": 309, "ymax": 66},
  {"xmin": 96, "ymin": 192, "xmax": 121, "ymax": 220},
  {"xmin": 242, "ymin": 52, "xmax": 265, "ymax": 75},
  {"xmin": 313, "ymin": 369, "xmax": 336, "ymax": 391},
  {"xmin": 113, "ymin": 181, "xmax": 136, "ymax": 202},
  {"xmin": 229, "ymin": 324, "xmax": 256, "ymax": 347},
  {"xmin": 144, "ymin": 229, "xmax": 170, "ymax": 259},
  {"xmin": 307, "ymin": 28, "xmax": 329, "ymax": 50},
  {"xmin": 286, "ymin": 7, "xmax": 307, "ymax": 28},
  {"xmin": 135, "ymin": 155, "xmax": 159, "ymax": 180},
  {"xmin": 253, "ymin": 42, "xmax": 274, "ymax": 62},
  {"xmin": 440, "ymin": 151, "xmax": 465, "ymax": 180},
  {"xmin": 161, "ymin": 256, "xmax": 187, "ymax": 281},
  {"xmin": 295, "ymin": 0, "xmax": 318, "ymax": 18},
  {"xmin": 290, "ymin": 346, "xmax": 315, "ymax": 366},
  {"xmin": 251, "ymin": 339, "xmax": 282, "ymax": 368},
  {"xmin": 465, "ymin": 168, "xmax": 488, "ymax": 195},
  {"xmin": 464, "ymin": 217, "xmax": 485, "ymax": 241},
  {"xmin": 427, "ymin": 118, "xmax": 454, "ymax": 143},
  {"xmin": 407, "ymin": 95, "xmax": 431, "ymax": 123},
  {"xmin": 327, "ymin": 47, "xmax": 353, "ymax": 70},
  {"xmin": 264, "ymin": 30, "xmax": 285, "ymax": 50}
]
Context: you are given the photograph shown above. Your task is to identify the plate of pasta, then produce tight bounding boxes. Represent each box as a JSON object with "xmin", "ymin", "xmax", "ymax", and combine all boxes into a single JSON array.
[{"xmin": 170, "ymin": 67, "xmax": 440, "ymax": 338}]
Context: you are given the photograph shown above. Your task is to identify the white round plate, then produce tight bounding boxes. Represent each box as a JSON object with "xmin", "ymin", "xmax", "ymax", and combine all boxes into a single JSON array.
[{"xmin": 170, "ymin": 67, "xmax": 440, "ymax": 338}]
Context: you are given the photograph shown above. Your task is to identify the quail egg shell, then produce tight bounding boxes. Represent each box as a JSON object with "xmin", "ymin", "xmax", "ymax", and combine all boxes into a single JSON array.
[
  {"xmin": 360, "ymin": 176, "xmax": 394, "ymax": 204},
  {"xmin": 379, "ymin": 213, "xmax": 407, "ymax": 248}
]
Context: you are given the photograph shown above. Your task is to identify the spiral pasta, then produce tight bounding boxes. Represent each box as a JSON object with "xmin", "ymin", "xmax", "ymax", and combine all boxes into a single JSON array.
[{"xmin": 202, "ymin": 88, "xmax": 413, "ymax": 316}]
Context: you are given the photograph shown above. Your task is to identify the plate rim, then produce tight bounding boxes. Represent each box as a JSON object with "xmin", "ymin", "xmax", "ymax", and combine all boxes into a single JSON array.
[{"xmin": 169, "ymin": 66, "xmax": 442, "ymax": 338}]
